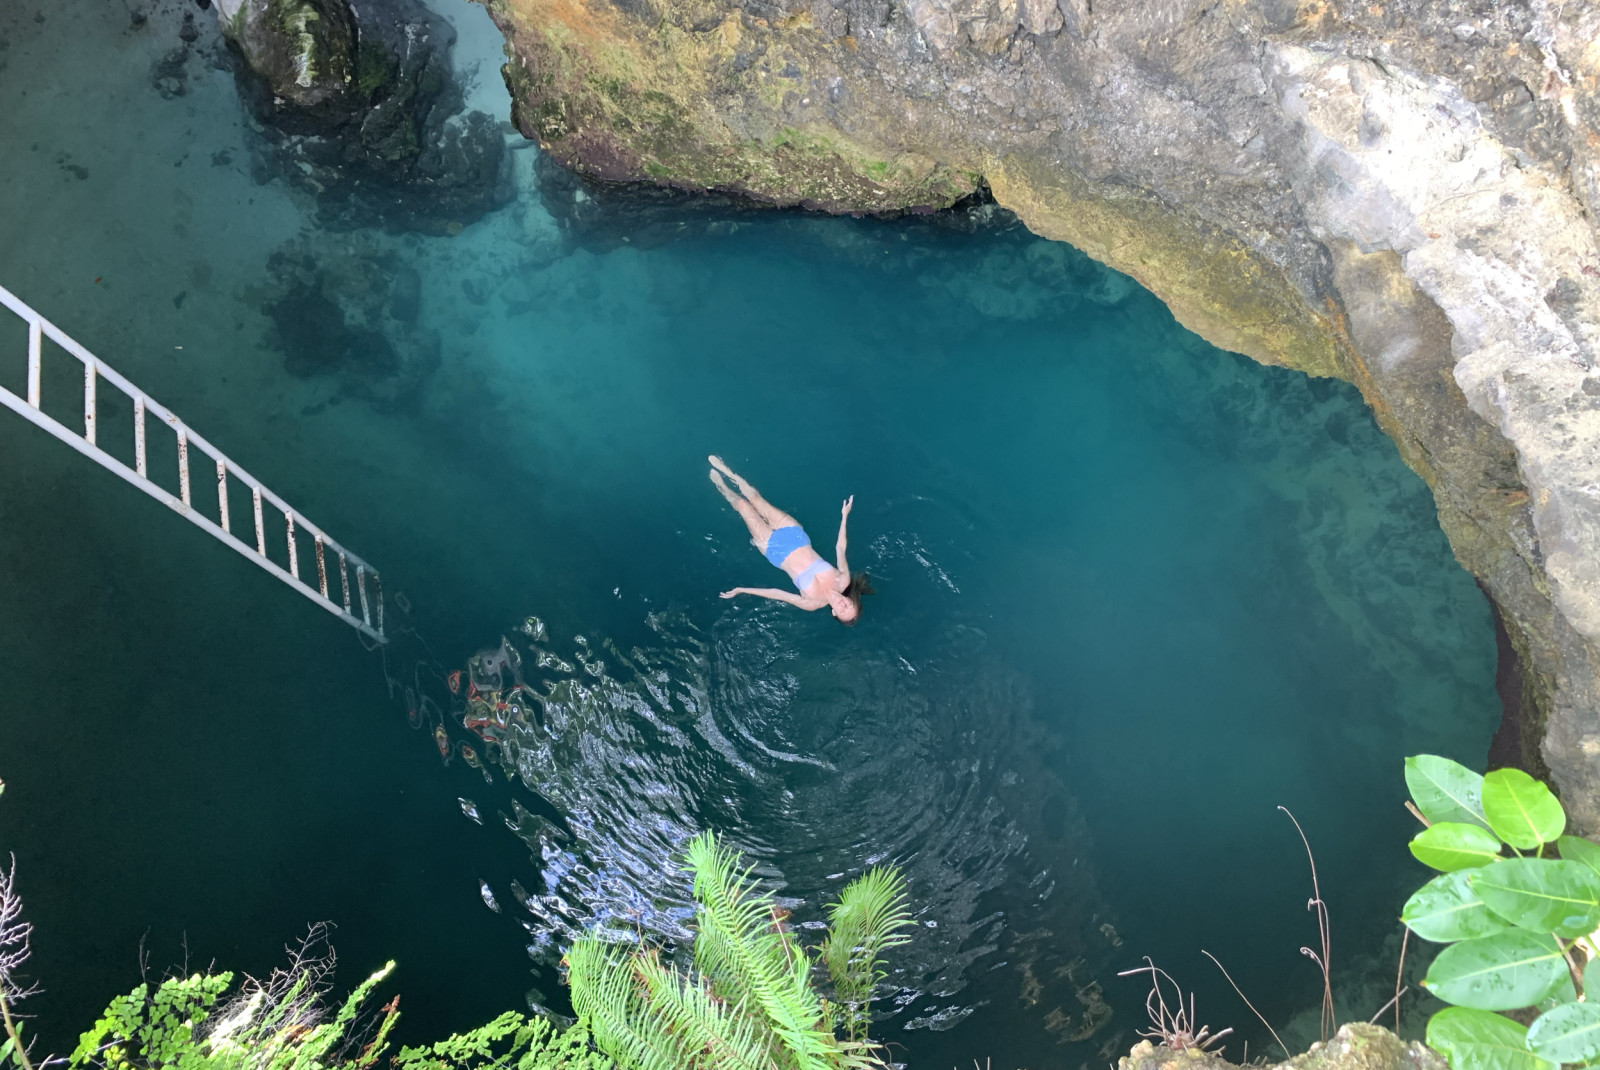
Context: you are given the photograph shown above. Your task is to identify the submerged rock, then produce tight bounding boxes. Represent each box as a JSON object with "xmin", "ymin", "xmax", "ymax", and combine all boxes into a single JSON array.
[
  {"xmin": 213, "ymin": 0, "xmax": 511, "ymax": 231},
  {"xmin": 263, "ymin": 235, "xmax": 441, "ymax": 409},
  {"xmin": 488, "ymin": 0, "xmax": 1600, "ymax": 821}
]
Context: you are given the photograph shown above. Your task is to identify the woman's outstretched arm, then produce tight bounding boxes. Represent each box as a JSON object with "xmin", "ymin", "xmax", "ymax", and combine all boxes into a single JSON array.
[
  {"xmin": 835, "ymin": 495, "xmax": 853, "ymax": 581},
  {"xmin": 721, "ymin": 586, "xmax": 822, "ymax": 609}
]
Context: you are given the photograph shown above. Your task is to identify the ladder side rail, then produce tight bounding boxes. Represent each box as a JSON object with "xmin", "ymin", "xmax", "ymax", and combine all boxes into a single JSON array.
[
  {"xmin": 0, "ymin": 285, "xmax": 40, "ymax": 323},
  {"xmin": 0, "ymin": 383, "xmax": 384, "ymax": 643}
]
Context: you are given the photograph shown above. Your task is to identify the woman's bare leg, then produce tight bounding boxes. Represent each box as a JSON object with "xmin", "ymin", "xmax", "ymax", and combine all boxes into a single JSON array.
[
  {"xmin": 711, "ymin": 468, "xmax": 771, "ymax": 545},
  {"xmin": 708, "ymin": 456, "xmax": 798, "ymax": 529}
]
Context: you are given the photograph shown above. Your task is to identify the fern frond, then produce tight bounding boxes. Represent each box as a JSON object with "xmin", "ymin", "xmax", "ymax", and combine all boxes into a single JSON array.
[
  {"xmin": 567, "ymin": 937, "xmax": 689, "ymax": 1070},
  {"xmin": 633, "ymin": 952, "xmax": 777, "ymax": 1070},
  {"xmin": 684, "ymin": 834, "xmax": 837, "ymax": 1070},
  {"xmin": 686, "ymin": 837, "xmax": 789, "ymax": 1004},
  {"xmin": 819, "ymin": 868, "xmax": 911, "ymax": 1043}
]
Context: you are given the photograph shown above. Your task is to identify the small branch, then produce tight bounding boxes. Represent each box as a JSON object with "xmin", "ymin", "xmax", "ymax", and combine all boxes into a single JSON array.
[
  {"xmin": 1558, "ymin": 937, "xmax": 1584, "ymax": 993},
  {"xmin": 1202, "ymin": 951, "xmax": 1289, "ymax": 1058},
  {"xmin": 1369, "ymin": 987, "xmax": 1409, "ymax": 1026},
  {"xmin": 1404, "ymin": 801, "xmax": 1432, "ymax": 828},
  {"xmin": 0, "ymin": 987, "xmax": 37, "ymax": 1070},
  {"xmin": 1281, "ymin": 807, "xmax": 1335, "ymax": 1042},
  {"xmin": 0, "ymin": 856, "xmax": 37, "ymax": 1070},
  {"xmin": 1394, "ymin": 927, "xmax": 1410, "ymax": 1034}
]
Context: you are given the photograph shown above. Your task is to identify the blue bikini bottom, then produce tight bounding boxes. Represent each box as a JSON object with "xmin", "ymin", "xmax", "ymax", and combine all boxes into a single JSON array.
[{"xmin": 763, "ymin": 525, "xmax": 811, "ymax": 566}]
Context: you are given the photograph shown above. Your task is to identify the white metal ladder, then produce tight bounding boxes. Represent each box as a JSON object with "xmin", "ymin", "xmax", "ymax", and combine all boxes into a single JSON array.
[{"xmin": 0, "ymin": 283, "xmax": 385, "ymax": 644}]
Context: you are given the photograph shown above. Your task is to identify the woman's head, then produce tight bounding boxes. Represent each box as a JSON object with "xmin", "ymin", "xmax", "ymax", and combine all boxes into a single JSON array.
[{"xmin": 830, "ymin": 572, "xmax": 874, "ymax": 625}]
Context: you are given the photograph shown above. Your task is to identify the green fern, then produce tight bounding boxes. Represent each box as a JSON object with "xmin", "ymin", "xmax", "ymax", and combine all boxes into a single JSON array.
[
  {"xmin": 819, "ymin": 868, "xmax": 913, "ymax": 1043},
  {"xmin": 684, "ymin": 835, "xmax": 837, "ymax": 1070},
  {"xmin": 569, "ymin": 937, "xmax": 703, "ymax": 1070},
  {"xmin": 633, "ymin": 953, "xmax": 775, "ymax": 1070},
  {"xmin": 567, "ymin": 833, "xmax": 910, "ymax": 1070}
]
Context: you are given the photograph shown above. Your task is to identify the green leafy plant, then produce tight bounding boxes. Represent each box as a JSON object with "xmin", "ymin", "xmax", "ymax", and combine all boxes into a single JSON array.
[
  {"xmin": 0, "ymin": 898, "xmax": 611, "ymax": 1070},
  {"xmin": 1400, "ymin": 755, "xmax": 1600, "ymax": 1070},
  {"xmin": 566, "ymin": 831, "xmax": 913, "ymax": 1070},
  {"xmin": 392, "ymin": 1013, "xmax": 613, "ymax": 1070}
]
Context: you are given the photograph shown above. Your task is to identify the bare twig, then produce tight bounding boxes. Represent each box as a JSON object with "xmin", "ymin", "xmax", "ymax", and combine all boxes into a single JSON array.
[
  {"xmin": 1558, "ymin": 937, "xmax": 1584, "ymax": 993},
  {"xmin": 1280, "ymin": 807, "xmax": 1335, "ymax": 1042},
  {"xmin": 1369, "ymin": 986, "xmax": 1409, "ymax": 1026},
  {"xmin": 200, "ymin": 922, "xmax": 341, "ymax": 1052},
  {"xmin": 1201, "ymin": 951, "xmax": 1288, "ymax": 1058},
  {"xmin": 0, "ymin": 856, "xmax": 38, "ymax": 1070},
  {"xmin": 1117, "ymin": 958, "xmax": 1234, "ymax": 1054},
  {"xmin": 1394, "ymin": 927, "xmax": 1409, "ymax": 1034},
  {"xmin": 1404, "ymin": 801, "xmax": 1432, "ymax": 828}
]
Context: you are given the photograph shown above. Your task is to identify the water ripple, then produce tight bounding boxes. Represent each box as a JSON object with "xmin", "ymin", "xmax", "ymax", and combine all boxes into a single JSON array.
[{"xmin": 411, "ymin": 551, "xmax": 1128, "ymax": 1048}]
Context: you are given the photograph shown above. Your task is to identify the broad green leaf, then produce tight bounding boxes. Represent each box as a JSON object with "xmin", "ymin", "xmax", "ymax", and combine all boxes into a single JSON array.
[
  {"xmin": 1413, "ymin": 823, "xmax": 1507, "ymax": 872},
  {"xmin": 1537, "ymin": 978, "xmax": 1578, "ymax": 1010},
  {"xmin": 1423, "ymin": 930, "xmax": 1569, "ymax": 1010},
  {"xmin": 1471, "ymin": 859, "xmax": 1600, "ymax": 937},
  {"xmin": 1428, "ymin": 1008, "xmax": 1557, "ymax": 1070},
  {"xmin": 1528, "ymin": 1003, "xmax": 1600, "ymax": 1063},
  {"xmin": 1560, "ymin": 835, "xmax": 1600, "ymax": 877},
  {"xmin": 1483, "ymin": 769, "xmax": 1566, "ymax": 850},
  {"xmin": 1404, "ymin": 870, "xmax": 1513, "ymax": 942},
  {"xmin": 1410, "ymin": 755, "xmax": 1493, "ymax": 831}
]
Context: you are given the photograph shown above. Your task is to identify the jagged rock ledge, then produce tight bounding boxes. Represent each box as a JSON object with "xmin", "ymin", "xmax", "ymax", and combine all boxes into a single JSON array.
[
  {"xmin": 1121, "ymin": 1025, "xmax": 1446, "ymax": 1070},
  {"xmin": 214, "ymin": 0, "xmax": 512, "ymax": 231},
  {"xmin": 485, "ymin": 0, "xmax": 1600, "ymax": 818}
]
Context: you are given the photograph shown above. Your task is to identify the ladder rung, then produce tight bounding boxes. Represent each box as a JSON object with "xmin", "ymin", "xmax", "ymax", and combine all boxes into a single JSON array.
[
  {"xmin": 286, "ymin": 512, "xmax": 298, "ymax": 579},
  {"xmin": 26, "ymin": 320, "xmax": 41, "ymax": 408},
  {"xmin": 83, "ymin": 361, "xmax": 96, "ymax": 445},
  {"xmin": 134, "ymin": 396, "xmax": 147, "ymax": 476},
  {"xmin": 216, "ymin": 461, "xmax": 229, "ymax": 533},
  {"xmin": 176, "ymin": 426, "xmax": 190, "ymax": 507}
]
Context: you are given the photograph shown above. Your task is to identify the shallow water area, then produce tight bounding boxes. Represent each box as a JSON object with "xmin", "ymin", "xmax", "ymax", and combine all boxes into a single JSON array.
[{"xmin": 0, "ymin": 0, "xmax": 1500, "ymax": 1065}]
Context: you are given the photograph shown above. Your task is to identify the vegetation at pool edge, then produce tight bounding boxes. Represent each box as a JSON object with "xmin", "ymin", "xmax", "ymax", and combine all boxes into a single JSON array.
[
  {"xmin": 1401, "ymin": 755, "xmax": 1600, "ymax": 1070},
  {"xmin": 0, "ymin": 832, "xmax": 911, "ymax": 1070},
  {"xmin": 15, "ymin": 758, "xmax": 1600, "ymax": 1070}
]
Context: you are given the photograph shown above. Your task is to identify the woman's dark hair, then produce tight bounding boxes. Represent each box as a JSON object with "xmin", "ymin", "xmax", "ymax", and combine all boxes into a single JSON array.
[{"xmin": 838, "ymin": 572, "xmax": 875, "ymax": 626}]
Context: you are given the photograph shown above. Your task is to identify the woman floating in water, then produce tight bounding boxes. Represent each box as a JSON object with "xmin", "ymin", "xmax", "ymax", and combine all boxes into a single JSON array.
[{"xmin": 709, "ymin": 455, "xmax": 870, "ymax": 624}]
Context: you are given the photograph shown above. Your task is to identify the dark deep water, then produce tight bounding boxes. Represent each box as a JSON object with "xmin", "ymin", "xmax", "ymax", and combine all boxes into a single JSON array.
[{"xmin": 0, "ymin": 0, "xmax": 1500, "ymax": 1065}]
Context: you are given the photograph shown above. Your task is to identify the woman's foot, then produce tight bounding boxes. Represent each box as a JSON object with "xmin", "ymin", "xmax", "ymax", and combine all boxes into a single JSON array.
[
  {"xmin": 709, "ymin": 467, "xmax": 740, "ymax": 503},
  {"xmin": 708, "ymin": 455, "xmax": 755, "ymax": 496}
]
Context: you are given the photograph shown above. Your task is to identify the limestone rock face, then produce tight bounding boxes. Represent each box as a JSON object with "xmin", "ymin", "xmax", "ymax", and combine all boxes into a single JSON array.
[
  {"xmin": 1120, "ymin": 1025, "xmax": 1447, "ymax": 1070},
  {"xmin": 215, "ymin": 0, "xmax": 511, "ymax": 230},
  {"xmin": 488, "ymin": 0, "xmax": 1600, "ymax": 819}
]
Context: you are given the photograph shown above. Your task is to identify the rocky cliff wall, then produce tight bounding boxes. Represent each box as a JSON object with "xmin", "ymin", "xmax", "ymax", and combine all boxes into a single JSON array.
[{"xmin": 484, "ymin": 0, "xmax": 1600, "ymax": 822}]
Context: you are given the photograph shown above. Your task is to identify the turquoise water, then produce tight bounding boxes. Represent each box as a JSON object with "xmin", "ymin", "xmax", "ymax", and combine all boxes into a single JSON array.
[{"xmin": 0, "ymin": 0, "xmax": 1500, "ymax": 1065}]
